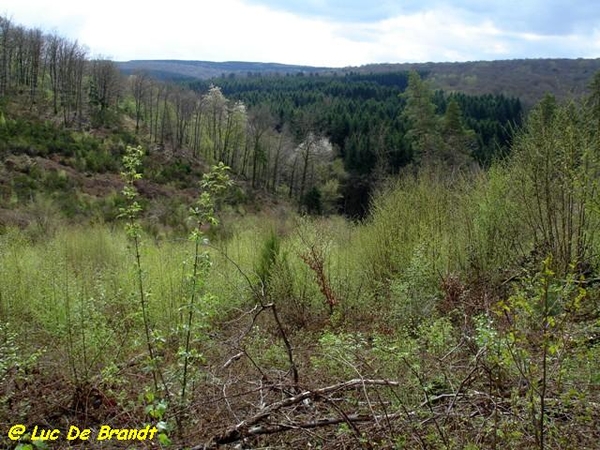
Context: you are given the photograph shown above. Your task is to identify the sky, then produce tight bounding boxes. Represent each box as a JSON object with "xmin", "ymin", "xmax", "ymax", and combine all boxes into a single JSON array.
[{"xmin": 2, "ymin": 0, "xmax": 600, "ymax": 67}]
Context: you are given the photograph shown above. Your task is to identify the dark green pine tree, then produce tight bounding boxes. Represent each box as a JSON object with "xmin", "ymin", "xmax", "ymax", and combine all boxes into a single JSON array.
[
  {"xmin": 440, "ymin": 98, "xmax": 476, "ymax": 171},
  {"xmin": 401, "ymin": 71, "xmax": 441, "ymax": 167},
  {"xmin": 586, "ymin": 71, "xmax": 600, "ymax": 135}
]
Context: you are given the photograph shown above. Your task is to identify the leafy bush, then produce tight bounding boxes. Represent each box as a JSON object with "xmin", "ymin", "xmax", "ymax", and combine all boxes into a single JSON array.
[
  {"xmin": 505, "ymin": 96, "xmax": 600, "ymax": 274},
  {"xmin": 389, "ymin": 243, "xmax": 441, "ymax": 328}
]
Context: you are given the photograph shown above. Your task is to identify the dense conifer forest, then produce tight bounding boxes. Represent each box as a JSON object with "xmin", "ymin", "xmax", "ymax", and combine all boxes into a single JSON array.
[{"xmin": 1, "ymin": 15, "xmax": 599, "ymax": 450}]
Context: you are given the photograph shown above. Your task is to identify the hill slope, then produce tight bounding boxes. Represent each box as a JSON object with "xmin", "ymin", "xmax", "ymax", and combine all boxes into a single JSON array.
[
  {"xmin": 359, "ymin": 58, "xmax": 600, "ymax": 107},
  {"xmin": 118, "ymin": 58, "xmax": 600, "ymax": 107},
  {"xmin": 117, "ymin": 59, "xmax": 331, "ymax": 81}
]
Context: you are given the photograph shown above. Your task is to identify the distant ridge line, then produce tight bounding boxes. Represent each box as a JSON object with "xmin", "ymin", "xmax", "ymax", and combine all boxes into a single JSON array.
[{"xmin": 117, "ymin": 57, "xmax": 600, "ymax": 107}]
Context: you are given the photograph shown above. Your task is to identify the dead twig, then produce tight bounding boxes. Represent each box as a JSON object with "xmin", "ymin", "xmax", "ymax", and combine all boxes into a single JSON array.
[{"xmin": 197, "ymin": 379, "xmax": 401, "ymax": 449}]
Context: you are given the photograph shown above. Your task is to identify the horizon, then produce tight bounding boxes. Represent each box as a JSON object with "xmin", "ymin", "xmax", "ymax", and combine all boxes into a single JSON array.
[
  {"xmin": 116, "ymin": 56, "xmax": 600, "ymax": 66},
  {"xmin": 2, "ymin": 0, "xmax": 599, "ymax": 67}
]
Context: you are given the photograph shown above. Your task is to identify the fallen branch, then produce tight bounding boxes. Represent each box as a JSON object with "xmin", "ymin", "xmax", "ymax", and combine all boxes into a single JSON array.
[
  {"xmin": 185, "ymin": 374, "xmax": 600, "ymax": 449},
  {"xmin": 195, "ymin": 379, "xmax": 401, "ymax": 449},
  {"xmin": 220, "ymin": 411, "xmax": 408, "ymax": 439}
]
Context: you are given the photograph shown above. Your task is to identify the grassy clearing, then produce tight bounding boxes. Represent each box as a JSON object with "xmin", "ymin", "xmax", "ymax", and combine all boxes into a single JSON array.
[{"xmin": 1, "ymin": 184, "xmax": 598, "ymax": 448}]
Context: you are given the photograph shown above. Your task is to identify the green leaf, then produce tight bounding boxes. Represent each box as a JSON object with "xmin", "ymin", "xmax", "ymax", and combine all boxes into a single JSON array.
[
  {"xmin": 15, "ymin": 445, "xmax": 34, "ymax": 450},
  {"xmin": 158, "ymin": 432, "xmax": 172, "ymax": 446}
]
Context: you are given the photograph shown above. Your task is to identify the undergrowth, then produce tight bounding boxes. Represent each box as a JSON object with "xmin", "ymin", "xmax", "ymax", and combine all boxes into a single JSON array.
[{"xmin": 2, "ymin": 95, "xmax": 600, "ymax": 449}]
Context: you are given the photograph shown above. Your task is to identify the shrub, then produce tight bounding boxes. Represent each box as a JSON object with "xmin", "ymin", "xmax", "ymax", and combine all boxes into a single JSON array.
[{"xmin": 506, "ymin": 96, "xmax": 600, "ymax": 274}]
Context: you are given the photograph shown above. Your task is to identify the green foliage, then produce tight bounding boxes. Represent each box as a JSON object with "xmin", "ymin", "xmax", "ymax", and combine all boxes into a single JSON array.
[
  {"xmin": 312, "ymin": 331, "xmax": 371, "ymax": 379},
  {"xmin": 0, "ymin": 119, "xmax": 124, "ymax": 174},
  {"xmin": 179, "ymin": 162, "xmax": 231, "ymax": 417},
  {"xmin": 319, "ymin": 178, "xmax": 342, "ymax": 215},
  {"xmin": 118, "ymin": 144, "xmax": 169, "ymax": 397},
  {"xmin": 506, "ymin": 95, "xmax": 600, "ymax": 273},
  {"xmin": 390, "ymin": 243, "xmax": 441, "ymax": 328},
  {"xmin": 0, "ymin": 322, "xmax": 43, "ymax": 383},
  {"xmin": 439, "ymin": 98, "xmax": 477, "ymax": 168},
  {"xmin": 469, "ymin": 165, "xmax": 522, "ymax": 276},
  {"xmin": 0, "ymin": 119, "xmax": 76, "ymax": 156},
  {"xmin": 119, "ymin": 145, "xmax": 145, "ymax": 238},
  {"xmin": 402, "ymin": 71, "xmax": 441, "ymax": 165},
  {"xmin": 189, "ymin": 162, "xmax": 232, "ymax": 228},
  {"xmin": 142, "ymin": 391, "xmax": 173, "ymax": 446},
  {"xmin": 300, "ymin": 186, "xmax": 322, "ymax": 215},
  {"xmin": 189, "ymin": 70, "xmax": 520, "ymax": 216},
  {"xmin": 148, "ymin": 160, "xmax": 193, "ymax": 186},
  {"xmin": 0, "ymin": 187, "xmax": 598, "ymax": 447},
  {"xmin": 477, "ymin": 258, "xmax": 592, "ymax": 448},
  {"xmin": 360, "ymin": 172, "xmax": 472, "ymax": 291},
  {"xmin": 256, "ymin": 228, "xmax": 281, "ymax": 287},
  {"xmin": 0, "ymin": 15, "xmax": 522, "ymax": 220},
  {"xmin": 246, "ymin": 332, "xmax": 290, "ymax": 369}
]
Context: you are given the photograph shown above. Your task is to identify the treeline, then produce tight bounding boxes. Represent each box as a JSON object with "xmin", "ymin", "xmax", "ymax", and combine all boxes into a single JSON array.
[
  {"xmin": 1, "ymin": 15, "xmax": 522, "ymax": 217},
  {"xmin": 0, "ymin": 16, "xmax": 122, "ymax": 128}
]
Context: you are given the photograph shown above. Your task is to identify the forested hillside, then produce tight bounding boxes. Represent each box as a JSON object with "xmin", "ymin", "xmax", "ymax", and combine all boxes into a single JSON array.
[
  {"xmin": 118, "ymin": 59, "xmax": 332, "ymax": 80},
  {"xmin": 189, "ymin": 73, "xmax": 521, "ymax": 215},
  {"xmin": 357, "ymin": 58, "xmax": 600, "ymax": 107},
  {"xmin": 1, "ymin": 14, "xmax": 600, "ymax": 450},
  {"xmin": 0, "ymin": 13, "xmax": 523, "ymax": 222},
  {"xmin": 121, "ymin": 58, "xmax": 600, "ymax": 108}
]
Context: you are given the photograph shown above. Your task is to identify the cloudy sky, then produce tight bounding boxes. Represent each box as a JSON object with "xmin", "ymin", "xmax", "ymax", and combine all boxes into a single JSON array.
[{"xmin": 2, "ymin": 0, "xmax": 600, "ymax": 67}]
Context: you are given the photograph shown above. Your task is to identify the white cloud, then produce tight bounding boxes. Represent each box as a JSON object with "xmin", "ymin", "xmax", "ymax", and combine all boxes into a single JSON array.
[
  {"xmin": 1, "ymin": 0, "xmax": 598, "ymax": 66},
  {"xmin": 337, "ymin": 9, "xmax": 513, "ymax": 63},
  {"xmin": 73, "ymin": 0, "xmax": 367, "ymax": 66}
]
